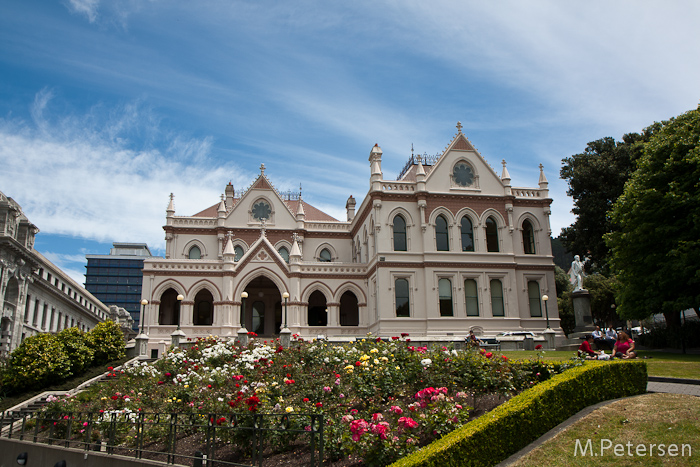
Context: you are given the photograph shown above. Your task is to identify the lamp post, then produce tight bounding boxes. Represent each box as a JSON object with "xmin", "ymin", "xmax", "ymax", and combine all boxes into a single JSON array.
[
  {"xmin": 280, "ymin": 292, "xmax": 291, "ymax": 348},
  {"xmin": 541, "ymin": 294, "xmax": 555, "ymax": 350},
  {"xmin": 139, "ymin": 299, "xmax": 149, "ymax": 335},
  {"xmin": 238, "ymin": 291, "xmax": 249, "ymax": 347},
  {"xmin": 171, "ymin": 294, "xmax": 186, "ymax": 348},
  {"xmin": 542, "ymin": 294, "xmax": 550, "ymax": 329},
  {"xmin": 282, "ymin": 292, "xmax": 289, "ymax": 328},
  {"xmin": 136, "ymin": 299, "xmax": 149, "ymax": 358}
]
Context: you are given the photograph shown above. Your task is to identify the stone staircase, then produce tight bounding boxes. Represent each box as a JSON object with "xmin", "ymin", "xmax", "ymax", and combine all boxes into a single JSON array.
[{"xmin": 0, "ymin": 356, "xmax": 149, "ymax": 432}]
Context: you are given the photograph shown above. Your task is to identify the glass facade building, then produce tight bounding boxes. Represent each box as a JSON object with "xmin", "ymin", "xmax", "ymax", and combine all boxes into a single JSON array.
[{"xmin": 85, "ymin": 243, "xmax": 153, "ymax": 330}]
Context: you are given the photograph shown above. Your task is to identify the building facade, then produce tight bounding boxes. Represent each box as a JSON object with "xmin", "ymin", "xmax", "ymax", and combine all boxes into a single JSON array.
[
  {"xmin": 140, "ymin": 125, "xmax": 561, "ymax": 347},
  {"xmin": 0, "ymin": 190, "xmax": 108, "ymax": 356},
  {"xmin": 85, "ymin": 243, "xmax": 153, "ymax": 330}
]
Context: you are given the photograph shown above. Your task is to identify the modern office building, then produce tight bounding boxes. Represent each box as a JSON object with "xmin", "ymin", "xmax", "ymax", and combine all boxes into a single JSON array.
[
  {"xmin": 138, "ymin": 124, "xmax": 561, "ymax": 349},
  {"xmin": 85, "ymin": 243, "xmax": 153, "ymax": 330},
  {"xmin": 0, "ymin": 190, "xmax": 107, "ymax": 356}
]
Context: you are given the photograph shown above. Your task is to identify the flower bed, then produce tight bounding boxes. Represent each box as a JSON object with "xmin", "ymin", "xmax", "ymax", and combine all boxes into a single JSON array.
[{"xmin": 39, "ymin": 335, "xmax": 583, "ymax": 465}]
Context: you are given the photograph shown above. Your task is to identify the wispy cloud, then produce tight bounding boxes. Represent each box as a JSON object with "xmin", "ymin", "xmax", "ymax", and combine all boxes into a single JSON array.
[{"xmin": 0, "ymin": 91, "xmax": 249, "ymax": 250}]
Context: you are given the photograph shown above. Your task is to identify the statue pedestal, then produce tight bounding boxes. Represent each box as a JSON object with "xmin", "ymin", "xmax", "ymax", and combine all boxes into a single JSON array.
[{"xmin": 572, "ymin": 289, "xmax": 595, "ymax": 333}]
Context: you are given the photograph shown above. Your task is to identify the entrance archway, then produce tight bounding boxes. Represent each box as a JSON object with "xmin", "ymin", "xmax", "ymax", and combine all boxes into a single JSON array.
[
  {"xmin": 308, "ymin": 291, "xmax": 328, "ymax": 326},
  {"xmin": 339, "ymin": 291, "xmax": 359, "ymax": 326},
  {"xmin": 193, "ymin": 289, "xmax": 214, "ymax": 325},
  {"xmin": 242, "ymin": 276, "xmax": 282, "ymax": 336},
  {"xmin": 158, "ymin": 288, "xmax": 178, "ymax": 325}
]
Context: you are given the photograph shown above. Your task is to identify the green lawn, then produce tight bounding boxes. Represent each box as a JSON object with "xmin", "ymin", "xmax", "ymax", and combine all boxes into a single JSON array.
[
  {"xmin": 509, "ymin": 393, "xmax": 700, "ymax": 467},
  {"xmin": 497, "ymin": 350, "xmax": 700, "ymax": 380}
]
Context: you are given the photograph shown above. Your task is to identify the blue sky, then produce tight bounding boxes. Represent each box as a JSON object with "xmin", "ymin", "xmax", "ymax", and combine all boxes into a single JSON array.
[{"xmin": 1, "ymin": 0, "xmax": 699, "ymax": 285}]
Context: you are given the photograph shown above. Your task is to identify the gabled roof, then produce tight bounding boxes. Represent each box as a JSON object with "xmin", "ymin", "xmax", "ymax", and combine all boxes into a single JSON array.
[{"xmin": 190, "ymin": 198, "xmax": 337, "ymax": 222}]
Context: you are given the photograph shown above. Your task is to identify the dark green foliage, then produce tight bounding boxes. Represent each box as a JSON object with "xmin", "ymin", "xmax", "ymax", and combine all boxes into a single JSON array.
[
  {"xmin": 58, "ymin": 327, "xmax": 94, "ymax": 375},
  {"xmin": 390, "ymin": 360, "xmax": 647, "ymax": 467},
  {"xmin": 636, "ymin": 319, "xmax": 700, "ymax": 349},
  {"xmin": 607, "ymin": 106, "xmax": 700, "ymax": 323},
  {"xmin": 2, "ymin": 333, "xmax": 71, "ymax": 394},
  {"xmin": 87, "ymin": 321, "xmax": 126, "ymax": 364},
  {"xmin": 554, "ymin": 266, "xmax": 574, "ymax": 336},
  {"xmin": 560, "ymin": 131, "xmax": 654, "ymax": 272},
  {"xmin": 583, "ymin": 274, "xmax": 619, "ymax": 326},
  {"xmin": 550, "ymin": 237, "xmax": 573, "ymax": 271}
]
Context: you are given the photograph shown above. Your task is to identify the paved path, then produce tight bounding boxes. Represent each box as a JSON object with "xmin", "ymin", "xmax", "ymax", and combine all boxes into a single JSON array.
[{"xmin": 647, "ymin": 380, "xmax": 700, "ymax": 396}]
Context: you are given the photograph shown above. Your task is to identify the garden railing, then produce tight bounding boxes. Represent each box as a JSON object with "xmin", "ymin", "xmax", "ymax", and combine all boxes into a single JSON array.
[{"xmin": 0, "ymin": 409, "xmax": 324, "ymax": 467}]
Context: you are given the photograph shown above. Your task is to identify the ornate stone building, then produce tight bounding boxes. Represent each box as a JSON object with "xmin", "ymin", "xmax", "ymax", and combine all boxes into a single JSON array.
[
  {"xmin": 140, "ymin": 124, "xmax": 561, "ymax": 348},
  {"xmin": 0, "ymin": 190, "xmax": 108, "ymax": 355}
]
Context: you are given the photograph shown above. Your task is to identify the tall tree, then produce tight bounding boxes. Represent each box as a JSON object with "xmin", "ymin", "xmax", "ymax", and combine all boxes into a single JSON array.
[
  {"xmin": 606, "ymin": 106, "xmax": 700, "ymax": 326},
  {"xmin": 560, "ymin": 131, "xmax": 654, "ymax": 271}
]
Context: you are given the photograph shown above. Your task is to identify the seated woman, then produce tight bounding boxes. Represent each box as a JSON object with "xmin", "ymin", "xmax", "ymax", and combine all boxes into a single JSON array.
[
  {"xmin": 578, "ymin": 335, "xmax": 601, "ymax": 359},
  {"xmin": 613, "ymin": 331, "xmax": 637, "ymax": 359}
]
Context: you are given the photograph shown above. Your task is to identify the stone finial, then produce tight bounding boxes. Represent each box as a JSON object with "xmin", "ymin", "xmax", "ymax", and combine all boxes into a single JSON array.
[
  {"xmin": 501, "ymin": 160, "xmax": 511, "ymax": 182},
  {"xmin": 539, "ymin": 163, "xmax": 549, "ymax": 188},
  {"xmin": 260, "ymin": 218, "xmax": 267, "ymax": 237},
  {"xmin": 167, "ymin": 193, "xmax": 175, "ymax": 214},
  {"xmin": 456, "ymin": 121, "xmax": 463, "ymax": 134},
  {"xmin": 260, "ymin": 163, "xmax": 266, "ymax": 175}
]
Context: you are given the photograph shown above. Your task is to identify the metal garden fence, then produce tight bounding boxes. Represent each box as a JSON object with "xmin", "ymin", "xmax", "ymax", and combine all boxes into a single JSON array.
[{"xmin": 0, "ymin": 410, "xmax": 324, "ymax": 466}]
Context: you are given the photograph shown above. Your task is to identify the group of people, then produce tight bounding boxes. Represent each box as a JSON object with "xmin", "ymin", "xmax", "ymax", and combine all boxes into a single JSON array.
[{"xmin": 578, "ymin": 327, "xmax": 637, "ymax": 360}]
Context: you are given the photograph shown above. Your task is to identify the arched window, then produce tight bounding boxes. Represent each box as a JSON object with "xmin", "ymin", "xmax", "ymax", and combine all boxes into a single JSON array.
[
  {"xmin": 438, "ymin": 278, "xmax": 453, "ymax": 316},
  {"xmin": 522, "ymin": 220, "xmax": 536, "ymax": 254},
  {"xmin": 234, "ymin": 246, "xmax": 244, "ymax": 262},
  {"xmin": 528, "ymin": 281, "xmax": 542, "ymax": 317},
  {"xmin": 278, "ymin": 247, "xmax": 289, "ymax": 263},
  {"xmin": 188, "ymin": 245, "xmax": 201, "ymax": 259},
  {"xmin": 460, "ymin": 216, "xmax": 474, "ymax": 252},
  {"xmin": 393, "ymin": 215, "xmax": 407, "ymax": 251},
  {"xmin": 158, "ymin": 288, "xmax": 179, "ymax": 325},
  {"xmin": 395, "ymin": 278, "xmax": 410, "ymax": 317},
  {"xmin": 465, "ymin": 279, "xmax": 479, "ymax": 316},
  {"xmin": 486, "ymin": 217, "xmax": 499, "ymax": 252},
  {"xmin": 319, "ymin": 249, "xmax": 332, "ymax": 262},
  {"xmin": 436, "ymin": 215, "xmax": 449, "ymax": 251},
  {"xmin": 490, "ymin": 279, "xmax": 504, "ymax": 316}
]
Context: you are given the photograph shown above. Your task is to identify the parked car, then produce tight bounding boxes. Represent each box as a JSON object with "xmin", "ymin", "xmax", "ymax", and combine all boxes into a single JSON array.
[{"xmin": 496, "ymin": 331, "xmax": 537, "ymax": 338}]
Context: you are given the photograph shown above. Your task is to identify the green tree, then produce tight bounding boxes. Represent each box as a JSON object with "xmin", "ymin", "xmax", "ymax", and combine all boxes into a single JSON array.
[
  {"xmin": 58, "ymin": 327, "xmax": 94, "ymax": 376},
  {"xmin": 554, "ymin": 266, "xmax": 575, "ymax": 336},
  {"xmin": 607, "ymin": 106, "xmax": 700, "ymax": 326},
  {"xmin": 2, "ymin": 334, "xmax": 70, "ymax": 394},
  {"xmin": 87, "ymin": 321, "xmax": 126, "ymax": 365},
  {"xmin": 560, "ymin": 130, "xmax": 655, "ymax": 271},
  {"xmin": 582, "ymin": 274, "xmax": 618, "ymax": 326}
]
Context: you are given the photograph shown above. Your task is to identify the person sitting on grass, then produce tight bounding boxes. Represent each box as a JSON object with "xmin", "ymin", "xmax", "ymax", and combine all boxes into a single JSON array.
[
  {"xmin": 613, "ymin": 331, "xmax": 637, "ymax": 359},
  {"xmin": 578, "ymin": 334, "xmax": 601, "ymax": 359}
]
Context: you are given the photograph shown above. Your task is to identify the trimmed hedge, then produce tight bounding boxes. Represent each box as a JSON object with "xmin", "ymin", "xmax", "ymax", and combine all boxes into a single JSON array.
[{"xmin": 390, "ymin": 360, "xmax": 647, "ymax": 467}]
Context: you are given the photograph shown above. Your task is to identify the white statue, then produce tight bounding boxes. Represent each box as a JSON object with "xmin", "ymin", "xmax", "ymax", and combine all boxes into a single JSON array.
[{"xmin": 570, "ymin": 255, "xmax": 589, "ymax": 291}]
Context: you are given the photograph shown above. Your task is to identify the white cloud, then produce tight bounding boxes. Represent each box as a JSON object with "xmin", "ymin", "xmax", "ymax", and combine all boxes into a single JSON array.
[
  {"xmin": 66, "ymin": 0, "xmax": 100, "ymax": 23},
  {"xmin": 0, "ymin": 92, "xmax": 249, "ymax": 251}
]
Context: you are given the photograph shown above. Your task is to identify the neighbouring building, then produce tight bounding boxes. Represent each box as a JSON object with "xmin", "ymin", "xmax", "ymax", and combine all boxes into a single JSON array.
[
  {"xmin": 139, "ymin": 124, "xmax": 561, "ymax": 349},
  {"xmin": 85, "ymin": 243, "xmax": 154, "ymax": 331},
  {"xmin": 0, "ymin": 190, "xmax": 107, "ymax": 356}
]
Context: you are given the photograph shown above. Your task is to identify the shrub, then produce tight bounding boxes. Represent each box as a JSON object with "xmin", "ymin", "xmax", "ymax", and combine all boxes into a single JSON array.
[
  {"xmin": 87, "ymin": 321, "xmax": 126, "ymax": 365},
  {"xmin": 390, "ymin": 360, "xmax": 647, "ymax": 467},
  {"xmin": 58, "ymin": 327, "xmax": 94, "ymax": 376},
  {"xmin": 636, "ymin": 319, "xmax": 700, "ymax": 349},
  {"xmin": 2, "ymin": 333, "xmax": 71, "ymax": 394}
]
